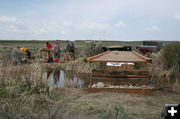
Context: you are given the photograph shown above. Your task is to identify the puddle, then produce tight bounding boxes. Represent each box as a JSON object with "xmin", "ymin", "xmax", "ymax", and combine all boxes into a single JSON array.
[{"xmin": 42, "ymin": 70, "xmax": 91, "ymax": 88}]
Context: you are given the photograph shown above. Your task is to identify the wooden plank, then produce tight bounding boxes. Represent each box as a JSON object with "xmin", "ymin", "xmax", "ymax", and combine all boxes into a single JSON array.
[
  {"xmin": 85, "ymin": 51, "xmax": 110, "ymax": 62},
  {"xmin": 88, "ymin": 60, "xmax": 148, "ymax": 63},
  {"xmin": 91, "ymin": 77, "xmax": 149, "ymax": 85},
  {"xmin": 86, "ymin": 51, "xmax": 152, "ymax": 63},
  {"xmin": 132, "ymin": 51, "xmax": 152, "ymax": 63},
  {"xmin": 88, "ymin": 88, "xmax": 153, "ymax": 95},
  {"xmin": 127, "ymin": 75, "xmax": 148, "ymax": 78},
  {"xmin": 92, "ymin": 70, "xmax": 149, "ymax": 77}
]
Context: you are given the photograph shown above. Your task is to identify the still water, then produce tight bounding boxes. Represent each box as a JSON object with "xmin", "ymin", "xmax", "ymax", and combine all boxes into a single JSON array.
[{"xmin": 42, "ymin": 70, "xmax": 91, "ymax": 88}]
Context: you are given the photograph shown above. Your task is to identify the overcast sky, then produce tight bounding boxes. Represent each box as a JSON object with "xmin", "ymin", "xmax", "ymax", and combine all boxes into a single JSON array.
[{"xmin": 0, "ymin": 0, "xmax": 180, "ymax": 41}]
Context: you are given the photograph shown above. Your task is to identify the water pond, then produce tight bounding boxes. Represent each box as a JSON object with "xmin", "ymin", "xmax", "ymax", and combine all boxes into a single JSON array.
[{"xmin": 42, "ymin": 70, "xmax": 91, "ymax": 88}]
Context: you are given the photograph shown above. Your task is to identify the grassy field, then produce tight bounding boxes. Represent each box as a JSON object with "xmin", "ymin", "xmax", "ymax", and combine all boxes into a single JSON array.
[{"xmin": 0, "ymin": 40, "xmax": 180, "ymax": 119}]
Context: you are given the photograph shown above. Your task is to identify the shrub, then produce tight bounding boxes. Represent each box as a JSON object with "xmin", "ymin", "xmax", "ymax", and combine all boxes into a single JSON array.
[
  {"xmin": 163, "ymin": 42, "xmax": 180, "ymax": 69},
  {"xmin": 150, "ymin": 42, "xmax": 180, "ymax": 87},
  {"xmin": 83, "ymin": 41, "xmax": 103, "ymax": 57},
  {"xmin": 162, "ymin": 42, "xmax": 180, "ymax": 78}
]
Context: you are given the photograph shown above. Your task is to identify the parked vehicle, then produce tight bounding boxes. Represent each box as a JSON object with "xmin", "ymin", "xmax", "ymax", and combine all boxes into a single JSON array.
[
  {"xmin": 137, "ymin": 41, "xmax": 164, "ymax": 53},
  {"xmin": 102, "ymin": 45, "xmax": 132, "ymax": 52}
]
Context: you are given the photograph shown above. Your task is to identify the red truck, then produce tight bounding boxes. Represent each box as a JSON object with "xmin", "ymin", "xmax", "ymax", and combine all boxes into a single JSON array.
[{"xmin": 137, "ymin": 41, "xmax": 164, "ymax": 53}]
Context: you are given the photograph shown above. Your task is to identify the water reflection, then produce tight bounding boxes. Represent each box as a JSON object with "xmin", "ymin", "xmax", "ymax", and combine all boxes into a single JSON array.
[{"xmin": 43, "ymin": 70, "xmax": 90, "ymax": 88}]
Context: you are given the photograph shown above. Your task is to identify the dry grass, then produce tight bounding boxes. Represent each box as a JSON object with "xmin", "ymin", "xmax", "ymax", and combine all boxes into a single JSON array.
[
  {"xmin": 0, "ymin": 40, "xmax": 180, "ymax": 119},
  {"xmin": 150, "ymin": 49, "xmax": 180, "ymax": 89},
  {"xmin": 0, "ymin": 62, "xmax": 64, "ymax": 119},
  {"xmin": 63, "ymin": 58, "xmax": 100, "ymax": 73}
]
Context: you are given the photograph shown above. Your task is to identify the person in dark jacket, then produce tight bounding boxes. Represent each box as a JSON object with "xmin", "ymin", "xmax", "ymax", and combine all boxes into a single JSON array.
[
  {"xmin": 26, "ymin": 49, "xmax": 31, "ymax": 60},
  {"xmin": 70, "ymin": 43, "xmax": 75, "ymax": 60},
  {"xmin": 66, "ymin": 41, "xmax": 71, "ymax": 53},
  {"xmin": 64, "ymin": 41, "xmax": 72, "ymax": 62},
  {"xmin": 48, "ymin": 56, "xmax": 53, "ymax": 63}
]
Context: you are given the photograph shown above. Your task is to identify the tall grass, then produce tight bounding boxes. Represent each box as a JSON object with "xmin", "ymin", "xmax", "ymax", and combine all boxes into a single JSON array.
[
  {"xmin": 150, "ymin": 42, "xmax": 180, "ymax": 88},
  {"xmin": 162, "ymin": 42, "xmax": 180, "ymax": 74},
  {"xmin": 0, "ymin": 62, "xmax": 63, "ymax": 119}
]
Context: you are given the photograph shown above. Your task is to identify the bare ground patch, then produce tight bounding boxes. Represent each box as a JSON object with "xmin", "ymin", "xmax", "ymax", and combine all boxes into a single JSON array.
[{"xmin": 50, "ymin": 88, "xmax": 180, "ymax": 119}]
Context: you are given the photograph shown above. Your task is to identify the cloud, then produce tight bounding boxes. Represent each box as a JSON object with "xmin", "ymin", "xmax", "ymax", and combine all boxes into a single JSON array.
[
  {"xmin": 1, "ymin": 0, "xmax": 180, "ymax": 40},
  {"xmin": 0, "ymin": 15, "xmax": 109, "ymax": 39},
  {"xmin": 61, "ymin": 30, "xmax": 65, "ymax": 34},
  {"xmin": 0, "ymin": 16, "xmax": 49, "ymax": 39},
  {"xmin": 174, "ymin": 13, "xmax": 180, "ymax": 20},
  {"xmin": 39, "ymin": 28, "xmax": 46, "ymax": 33},
  {"xmin": 115, "ymin": 21, "xmax": 127, "ymax": 28},
  {"xmin": 0, "ymin": 16, "xmax": 17, "ymax": 23},
  {"xmin": 43, "ymin": 0, "xmax": 180, "ymax": 23},
  {"xmin": 81, "ymin": 22, "xmax": 108, "ymax": 32},
  {"xmin": 146, "ymin": 25, "xmax": 161, "ymax": 32}
]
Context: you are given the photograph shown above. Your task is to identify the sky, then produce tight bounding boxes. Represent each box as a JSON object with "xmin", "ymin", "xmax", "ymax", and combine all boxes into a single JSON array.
[{"xmin": 0, "ymin": 0, "xmax": 180, "ymax": 41}]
